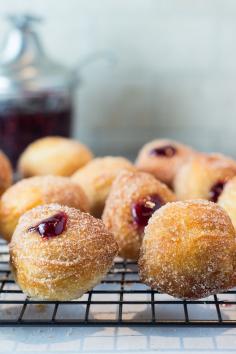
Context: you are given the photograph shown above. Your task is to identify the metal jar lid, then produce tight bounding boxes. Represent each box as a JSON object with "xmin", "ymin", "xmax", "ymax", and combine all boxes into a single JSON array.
[{"xmin": 0, "ymin": 14, "xmax": 77, "ymax": 98}]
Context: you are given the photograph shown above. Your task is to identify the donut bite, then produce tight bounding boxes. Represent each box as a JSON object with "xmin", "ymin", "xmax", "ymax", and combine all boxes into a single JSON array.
[
  {"xmin": 10, "ymin": 204, "xmax": 118, "ymax": 300},
  {"xmin": 135, "ymin": 139, "xmax": 195, "ymax": 186},
  {"xmin": 0, "ymin": 176, "xmax": 89, "ymax": 242},
  {"xmin": 0, "ymin": 150, "xmax": 12, "ymax": 196},
  {"xmin": 139, "ymin": 200, "xmax": 236, "ymax": 299},
  {"xmin": 72, "ymin": 156, "xmax": 135, "ymax": 217},
  {"xmin": 102, "ymin": 170, "xmax": 176, "ymax": 260},
  {"xmin": 174, "ymin": 153, "xmax": 236, "ymax": 202},
  {"xmin": 18, "ymin": 136, "xmax": 93, "ymax": 177}
]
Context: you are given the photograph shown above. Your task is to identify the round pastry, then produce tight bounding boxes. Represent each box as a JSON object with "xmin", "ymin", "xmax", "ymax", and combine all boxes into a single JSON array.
[
  {"xmin": 10, "ymin": 203, "xmax": 118, "ymax": 300},
  {"xmin": 102, "ymin": 170, "xmax": 176, "ymax": 260},
  {"xmin": 18, "ymin": 136, "xmax": 93, "ymax": 177},
  {"xmin": 135, "ymin": 139, "xmax": 195, "ymax": 186},
  {"xmin": 72, "ymin": 156, "xmax": 135, "ymax": 217},
  {"xmin": 174, "ymin": 153, "xmax": 236, "ymax": 201},
  {"xmin": 0, "ymin": 176, "xmax": 89, "ymax": 242},
  {"xmin": 218, "ymin": 176, "xmax": 236, "ymax": 229},
  {"xmin": 0, "ymin": 150, "xmax": 12, "ymax": 196},
  {"xmin": 139, "ymin": 200, "xmax": 236, "ymax": 300}
]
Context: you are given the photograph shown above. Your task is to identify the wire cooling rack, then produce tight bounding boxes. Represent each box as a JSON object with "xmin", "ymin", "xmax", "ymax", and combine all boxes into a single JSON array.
[{"xmin": 1, "ymin": 240, "xmax": 236, "ymax": 326}]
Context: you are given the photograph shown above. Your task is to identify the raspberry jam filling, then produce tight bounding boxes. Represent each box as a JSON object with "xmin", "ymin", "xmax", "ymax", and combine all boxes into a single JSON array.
[
  {"xmin": 131, "ymin": 195, "xmax": 164, "ymax": 229},
  {"xmin": 150, "ymin": 145, "xmax": 177, "ymax": 158},
  {"xmin": 209, "ymin": 181, "xmax": 226, "ymax": 203},
  {"xmin": 28, "ymin": 212, "xmax": 68, "ymax": 239}
]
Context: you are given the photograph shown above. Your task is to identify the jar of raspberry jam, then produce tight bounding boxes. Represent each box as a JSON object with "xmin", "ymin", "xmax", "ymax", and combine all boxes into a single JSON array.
[{"xmin": 0, "ymin": 15, "xmax": 77, "ymax": 166}]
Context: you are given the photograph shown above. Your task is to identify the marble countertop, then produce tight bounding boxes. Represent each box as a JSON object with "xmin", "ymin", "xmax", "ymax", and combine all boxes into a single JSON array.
[{"xmin": 1, "ymin": 325, "xmax": 236, "ymax": 354}]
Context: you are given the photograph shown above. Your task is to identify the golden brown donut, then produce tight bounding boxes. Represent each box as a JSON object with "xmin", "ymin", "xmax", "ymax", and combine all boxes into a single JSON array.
[
  {"xmin": 102, "ymin": 170, "xmax": 176, "ymax": 260},
  {"xmin": 218, "ymin": 176, "xmax": 236, "ymax": 229},
  {"xmin": 10, "ymin": 203, "xmax": 118, "ymax": 300},
  {"xmin": 135, "ymin": 139, "xmax": 195, "ymax": 186},
  {"xmin": 18, "ymin": 136, "xmax": 93, "ymax": 177},
  {"xmin": 174, "ymin": 153, "xmax": 236, "ymax": 201},
  {"xmin": 0, "ymin": 150, "xmax": 12, "ymax": 196},
  {"xmin": 72, "ymin": 156, "xmax": 135, "ymax": 217},
  {"xmin": 0, "ymin": 176, "xmax": 89, "ymax": 242},
  {"xmin": 139, "ymin": 200, "xmax": 236, "ymax": 300}
]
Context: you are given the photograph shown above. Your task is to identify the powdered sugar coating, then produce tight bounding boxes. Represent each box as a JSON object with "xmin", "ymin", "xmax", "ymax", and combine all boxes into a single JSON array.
[
  {"xmin": 72, "ymin": 156, "xmax": 135, "ymax": 217},
  {"xmin": 139, "ymin": 200, "xmax": 236, "ymax": 299},
  {"xmin": 102, "ymin": 170, "xmax": 176, "ymax": 260},
  {"xmin": 10, "ymin": 203, "xmax": 118, "ymax": 300},
  {"xmin": 174, "ymin": 153, "xmax": 236, "ymax": 201},
  {"xmin": 135, "ymin": 139, "xmax": 195, "ymax": 186},
  {"xmin": 0, "ymin": 176, "xmax": 89, "ymax": 242}
]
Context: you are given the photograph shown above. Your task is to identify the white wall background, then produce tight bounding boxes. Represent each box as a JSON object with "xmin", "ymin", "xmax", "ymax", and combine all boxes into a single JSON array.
[{"xmin": 0, "ymin": 0, "xmax": 236, "ymax": 158}]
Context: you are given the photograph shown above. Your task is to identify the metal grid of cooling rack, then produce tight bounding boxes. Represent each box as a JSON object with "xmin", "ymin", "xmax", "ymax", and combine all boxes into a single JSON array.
[{"xmin": 1, "ymin": 240, "xmax": 236, "ymax": 326}]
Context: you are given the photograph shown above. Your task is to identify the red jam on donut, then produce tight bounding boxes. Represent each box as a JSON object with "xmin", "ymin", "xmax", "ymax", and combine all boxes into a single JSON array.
[
  {"xmin": 131, "ymin": 195, "xmax": 164, "ymax": 229},
  {"xmin": 28, "ymin": 212, "xmax": 68, "ymax": 239},
  {"xmin": 209, "ymin": 181, "xmax": 226, "ymax": 203},
  {"xmin": 150, "ymin": 145, "xmax": 177, "ymax": 158}
]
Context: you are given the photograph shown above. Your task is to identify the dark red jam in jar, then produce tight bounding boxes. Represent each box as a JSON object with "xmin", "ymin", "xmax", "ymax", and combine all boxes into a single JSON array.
[
  {"xmin": 131, "ymin": 194, "xmax": 164, "ymax": 229},
  {"xmin": 0, "ymin": 92, "xmax": 72, "ymax": 167},
  {"xmin": 150, "ymin": 145, "xmax": 177, "ymax": 158},
  {"xmin": 28, "ymin": 212, "xmax": 68, "ymax": 239}
]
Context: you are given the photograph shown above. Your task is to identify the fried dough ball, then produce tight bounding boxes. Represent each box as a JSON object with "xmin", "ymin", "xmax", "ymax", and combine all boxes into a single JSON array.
[
  {"xmin": 135, "ymin": 139, "xmax": 195, "ymax": 186},
  {"xmin": 218, "ymin": 176, "xmax": 236, "ymax": 229},
  {"xmin": 0, "ymin": 150, "xmax": 12, "ymax": 196},
  {"xmin": 102, "ymin": 170, "xmax": 176, "ymax": 260},
  {"xmin": 18, "ymin": 136, "xmax": 93, "ymax": 177},
  {"xmin": 72, "ymin": 156, "xmax": 135, "ymax": 217},
  {"xmin": 0, "ymin": 176, "xmax": 89, "ymax": 242},
  {"xmin": 10, "ymin": 204, "xmax": 118, "ymax": 300},
  {"xmin": 174, "ymin": 153, "xmax": 236, "ymax": 202},
  {"xmin": 139, "ymin": 200, "xmax": 236, "ymax": 299}
]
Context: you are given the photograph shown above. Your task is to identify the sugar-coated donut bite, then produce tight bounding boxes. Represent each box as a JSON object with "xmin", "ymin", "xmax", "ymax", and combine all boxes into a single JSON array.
[
  {"xmin": 139, "ymin": 200, "xmax": 236, "ymax": 299},
  {"xmin": 135, "ymin": 139, "xmax": 195, "ymax": 186},
  {"xmin": 0, "ymin": 150, "xmax": 12, "ymax": 196},
  {"xmin": 174, "ymin": 153, "xmax": 236, "ymax": 202},
  {"xmin": 72, "ymin": 156, "xmax": 135, "ymax": 217},
  {"xmin": 0, "ymin": 176, "xmax": 89, "ymax": 242},
  {"xmin": 218, "ymin": 176, "xmax": 236, "ymax": 229},
  {"xmin": 102, "ymin": 170, "xmax": 176, "ymax": 260},
  {"xmin": 18, "ymin": 136, "xmax": 93, "ymax": 177},
  {"xmin": 10, "ymin": 204, "xmax": 118, "ymax": 300}
]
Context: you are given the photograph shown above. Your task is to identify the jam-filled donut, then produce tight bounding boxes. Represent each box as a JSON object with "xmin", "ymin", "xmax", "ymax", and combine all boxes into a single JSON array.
[
  {"xmin": 0, "ymin": 176, "xmax": 89, "ymax": 242},
  {"xmin": 18, "ymin": 136, "xmax": 93, "ymax": 177},
  {"xmin": 218, "ymin": 176, "xmax": 236, "ymax": 229},
  {"xmin": 10, "ymin": 204, "xmax": 118, "ymax": 300},
  {"xmin": 72, "ymin": 156, "xmax": 135, "ymax": 217},
  {"xmin": 139, "ymin": 200, "xmax": 236, "ymax": 299},
  {"xmin": 102, "ymin": 170, "xmax": 176, "ymax": 260},
  {"xmin": 174, "ymin": 153, "xmax": 236, "ymax": 201},
  {"xmin": 0, "ymin": 150, "xmax": 12, "ymax": 196},
  {"xmin": 135, "ymin": 139, "xmax": 195, "ymax": 186}
]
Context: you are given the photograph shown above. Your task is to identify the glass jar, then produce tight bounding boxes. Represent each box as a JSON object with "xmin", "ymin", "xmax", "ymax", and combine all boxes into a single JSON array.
[{"xmin": 0, "ymin": 15, "xmax": 77, "ymax": 166}]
